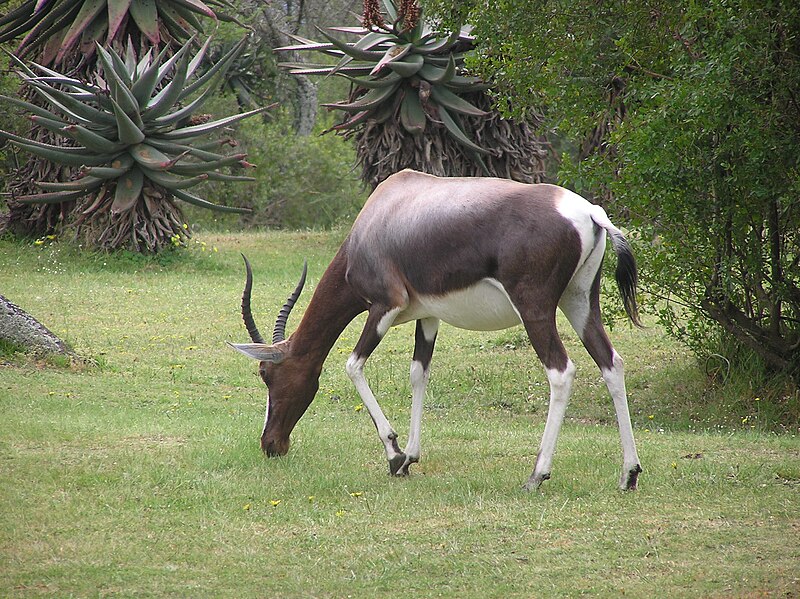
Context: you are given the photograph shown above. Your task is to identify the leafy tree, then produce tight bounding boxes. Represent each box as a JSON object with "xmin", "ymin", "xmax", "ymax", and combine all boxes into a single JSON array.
[
  {"xmin": 0, "ymin": 0, "xmax": 265, "ymax": 251},
  {"xmin": 279, "ymin": 0, "xmax": 547, "ymax": 188},
  {"xmin": 429, "ymin": 0, "xmax": 800, "ymax": 381}
]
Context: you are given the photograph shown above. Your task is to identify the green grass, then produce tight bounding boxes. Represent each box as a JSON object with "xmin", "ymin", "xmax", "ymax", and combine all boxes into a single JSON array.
[{"xmin": 1, "ymin": 231, "xmax": 798, "ymax": 598}]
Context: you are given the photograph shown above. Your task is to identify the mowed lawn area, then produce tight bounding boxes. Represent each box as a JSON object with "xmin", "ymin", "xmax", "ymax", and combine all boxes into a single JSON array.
[{"xmin": 1, "ymin": 230, "xmax": 798, "ymax": 598}]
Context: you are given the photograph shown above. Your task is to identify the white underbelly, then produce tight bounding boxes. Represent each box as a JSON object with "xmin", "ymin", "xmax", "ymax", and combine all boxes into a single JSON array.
[{"xmin": 396, "ymin": 278, "xmax": 522, "ymax": 331}]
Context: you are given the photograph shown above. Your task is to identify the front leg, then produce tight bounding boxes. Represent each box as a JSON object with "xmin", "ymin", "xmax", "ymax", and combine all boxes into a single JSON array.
[
  {"xmin": 347, "ymin": 353, "xmax": 408, "ymax": 473},
  {"xmin": 398, "ymin": 317, "xmax": 439, "ymax": 476},
  {"xmin": 345, "ymin": 304, "xmax": 409, "ymax": 474}
]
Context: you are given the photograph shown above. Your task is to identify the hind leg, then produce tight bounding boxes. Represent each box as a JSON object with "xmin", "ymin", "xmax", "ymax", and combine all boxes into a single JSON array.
[
  {"xmin": 560, "ymin": 271, "xmax": 642, "ymax": 490},
  {"xmin": 518, "ymin": 312, "xmax": 576, "ymax": 491}
]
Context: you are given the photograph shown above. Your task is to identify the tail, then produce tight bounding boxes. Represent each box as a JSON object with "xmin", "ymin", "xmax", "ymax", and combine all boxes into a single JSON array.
[{"xmin": 590, "ymin": 207, "xmax": 643, "ymax": 328}]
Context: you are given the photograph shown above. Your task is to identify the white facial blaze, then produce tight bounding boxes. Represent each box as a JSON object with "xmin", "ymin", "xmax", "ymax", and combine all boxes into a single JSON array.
[{"xmin": 262, "ymin": 397, "xmax": 271, "ymax": 436}]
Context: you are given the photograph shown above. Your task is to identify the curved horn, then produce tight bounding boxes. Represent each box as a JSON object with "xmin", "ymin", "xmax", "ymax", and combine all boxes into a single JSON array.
[
  {"xmin": 272, "ymin": 260, "xmax": 308, "ymax": 344},
  {"xmin": 240, "ymin": 254, "xmax": 266, "ymax": 344}
]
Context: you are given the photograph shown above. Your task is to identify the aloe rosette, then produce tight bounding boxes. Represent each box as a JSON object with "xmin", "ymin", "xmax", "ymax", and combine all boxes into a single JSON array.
[
  {"xmin": 0, "ymin": 36, "xmax": 270, "ymax": 250},
  {"xmin": 275, "ymin": 0, "xmax": 490, "ymax": 157}
]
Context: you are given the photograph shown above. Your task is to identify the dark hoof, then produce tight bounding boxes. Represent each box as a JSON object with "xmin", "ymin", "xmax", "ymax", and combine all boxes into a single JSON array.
[
  {"xmin": 522, "ymin": 472, "xmax": 550, "ymax": 492},
  {"xmin": 388, "ymin": 453, "xmax": 408, "ymax": 476},
  {"xmin": 398, "ymin": 455, "xmax": 419, "ymax": 476},
  {"xmin": 621, "ymin": 464, "xmax": 643, "ymax": 491}
]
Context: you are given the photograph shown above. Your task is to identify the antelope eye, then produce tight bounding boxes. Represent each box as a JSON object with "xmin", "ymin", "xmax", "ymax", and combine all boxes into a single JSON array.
[{"xmin": 259, "ymin": 367, "xmax": 272, "ymax": 387}]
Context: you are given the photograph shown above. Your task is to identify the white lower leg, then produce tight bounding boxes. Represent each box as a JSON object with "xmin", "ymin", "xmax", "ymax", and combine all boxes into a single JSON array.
[
  {"xmin": 526, "ymin": 360, "xmax": 576, "ymax": 489},
  {"xmin": 346, "ymin": 354, "xmax": 401, "ymax": 458},
  {"xmin": 602, "ymin": 352, "xmax": 642, "ymax": 488},
  {"xmin": 405, "ymin": 360, "xmax": 428, "ymax": 462}
]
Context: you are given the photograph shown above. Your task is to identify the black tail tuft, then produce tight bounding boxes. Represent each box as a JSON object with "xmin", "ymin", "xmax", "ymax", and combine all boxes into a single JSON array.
[{"xmin": 608, "ymin": 232, "xmax": 643, "ymax": 328}]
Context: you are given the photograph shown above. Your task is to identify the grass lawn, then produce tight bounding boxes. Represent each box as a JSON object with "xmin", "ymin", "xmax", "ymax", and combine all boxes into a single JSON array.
[{"xmin": 1, "ymin": 230, "xmax": 798, "ymax": 598}]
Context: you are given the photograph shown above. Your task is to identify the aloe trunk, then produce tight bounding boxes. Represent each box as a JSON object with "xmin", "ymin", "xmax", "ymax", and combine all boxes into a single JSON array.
[{"xmin": 351, "ymin": 90, "xmax": 548, "ymax": 189}]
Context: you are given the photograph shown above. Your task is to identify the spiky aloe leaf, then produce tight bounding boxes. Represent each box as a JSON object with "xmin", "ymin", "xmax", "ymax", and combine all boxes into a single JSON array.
[
  {"xmin": 129, "ymin": 142, "xmax": 174, "ymax": 170},
  {"xmin": 400, "ymin": 89, "xmax": 426, "ymax": 135},
  {"xmin": 178, "ymin": 36, "xmax": 243, "ymax": 100},
  {"xmin": 96, "ymin": 44, "xmax": 140, "ymax": 113},
  {"xmin": 107, "ymin": 0, "xmax": 134, "ymax": 43},
  {"xmin": 0, "ymin": 131, "xmax": 116, "ymax": 165},
  {"xmin": 110, "ymin": 98, "xmax": 145, "ymax": 144},
  {"xmin": 128, "ymin": 0, "xmax": 159, "ymax": 44},
  {"xmin": 385, "ymin": 53, "xmax": 424, "ymax": 77},
  {"xmin": 338, "ymin": 72, "xmax": 402, "ymax": 90},
  {"xmin": 29, "ymin": 114, "xmax": 71, "ymax": 135},
  {"xmin": 171, "ymin": 0, "xmax": 216, "ymax": 19},
  {"xmin": 418, "ymin": 55, "xmax": 455, "ymax": 84},
  {"xmin": 111, "ymin": 165, "xmax": 143, "ymax": 213},
  {"xmin": 82, "ymin": 163, "xmax": 132, "ymax": 179},
  {"xmin": 317, "ymin": 27, "xmax": 385, "ymax": 62},
  {"xmin": 0, "ymin": 0, "xmax": 228, "ymax": 65},
  {"xmin": 429, "ymin": 85, "xmax": 488, "ymax": 117},
  {"xmin": 1, "ymin": 36, "xmax": 266, "ymax": 221},
  {"xmin": 325, "ymin": 109, "xmax": 370, "ymax": 133},
  {"xmin": 143, "ymin": 50, "xmax": 190, "ymax": 119},
  {"xmin": 167, "ymin": 153, "xmax": 248, "ymax": 175},
  {"xmin": 15, "ymin": 189, "xmax": 86, "ymax": 203},
  {"xmin": 36, "ymin": 175, "xmax": 105, "ymax": 191},
  {"xmin": 159, "ymin": 105, "xmax": 273, "ymax": 140},
  {"xmin": 62, "ymin": 123, "xmax": 127, "ymax": 152},
  {"xmin": 130, "ymin": 46, "xmax": 169, "ymax": 105},
  {"xmin": 170, "ymin": 187, "xmax": 249, "ymax": 213},
  {"xmin": 55, "ymin": 0, "xmax": 104, "ymax": 65},
  {"xmin": 323, "ymin": 83, "xmax": 400, "ymax": 113},
  {"xmin": 437, "ymin": 105, "xmax": 489, "ymax": 155},
  {"xmin": 144, "ymin": 169, "xmax": 208, "ymax": 189},
  {"xmin": 370, "ymin": 43, "xmax": 411, "ymax": 75}
]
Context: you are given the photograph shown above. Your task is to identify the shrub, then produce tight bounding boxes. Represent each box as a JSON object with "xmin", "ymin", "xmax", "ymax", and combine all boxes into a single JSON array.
[{"xmin": 199, "ymin": 110, "xmax": 367, "ymax": 230}]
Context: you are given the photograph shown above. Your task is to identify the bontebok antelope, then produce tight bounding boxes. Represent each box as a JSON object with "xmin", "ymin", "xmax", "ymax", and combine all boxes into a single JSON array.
[{"xmin": 229, "ymin": 170, "xmax": 643, "ymax": 491}]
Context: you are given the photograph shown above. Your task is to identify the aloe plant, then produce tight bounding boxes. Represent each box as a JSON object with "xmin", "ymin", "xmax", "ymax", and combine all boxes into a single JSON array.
[
  {"xmin": 276, "ymin": 0, "xmax": 546, "ymax": 188},
  {"xmin": 278, "ymin": 16, "xmax": 486, "ymax": 151},
  {"xmin": 0, "ymin": 0, "xmax": 242, "ymax": 246},
  {"xmin": 0, "ymin": 37, "xmax": 269, "ymax": 251}
]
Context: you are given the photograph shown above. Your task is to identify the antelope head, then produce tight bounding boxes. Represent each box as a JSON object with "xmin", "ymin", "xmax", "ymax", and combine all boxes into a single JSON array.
[{"xmin": 228, "ymin": 255, "xmax": 310, "ymax": 457}]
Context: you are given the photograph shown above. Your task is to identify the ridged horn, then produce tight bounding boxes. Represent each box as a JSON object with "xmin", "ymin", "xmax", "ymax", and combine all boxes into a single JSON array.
[
  {"xmin": 240, "ymin": 254, "xmax": 266, "ymax": 344},
  {"xmin": 273, "ymin": 260, "xmax": 308, "ymax": 344}
]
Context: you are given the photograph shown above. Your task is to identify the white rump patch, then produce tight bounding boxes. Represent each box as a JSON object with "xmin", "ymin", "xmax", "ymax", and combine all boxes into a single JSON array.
[
  {"xmin": 397, "ymin": 278, "xmax": 522, "ymax": 331},
  {"xmin": 554, "ymin": 187, "xmax": 598, "ymax": 261}
]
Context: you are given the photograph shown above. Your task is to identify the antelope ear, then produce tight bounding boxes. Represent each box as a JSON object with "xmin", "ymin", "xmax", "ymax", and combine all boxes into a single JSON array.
[{"xmin": 227, "ymin": 342, "xmax": 287, "ymax": 363}]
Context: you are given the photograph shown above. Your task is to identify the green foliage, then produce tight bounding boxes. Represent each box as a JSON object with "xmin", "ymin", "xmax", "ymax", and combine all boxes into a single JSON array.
[
  {"xmin": 199, "ymin": 110, "xmax": 367, "ymax": 229},
  {"xmin": 430, "ymin": 0, "xmax": 800, "ymax": 381}
]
